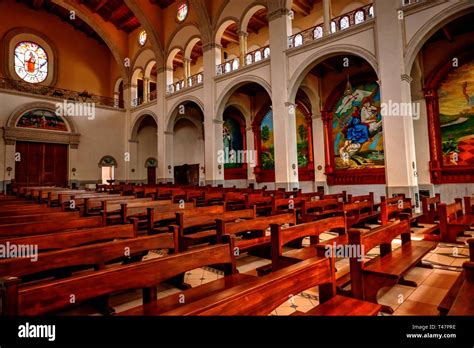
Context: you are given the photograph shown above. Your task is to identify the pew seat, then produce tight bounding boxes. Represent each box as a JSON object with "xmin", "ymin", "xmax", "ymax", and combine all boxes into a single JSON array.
[
  {"xmin": 120, "ymin": 273, "xmax": 255, "ymax": 315},
  {"xmin": 448, "ymin": 262, "xmax": 474, "ymax": 316},
  {"xmin": 291, "ymin": 295, "xmax": 381, "ymax": 316}
]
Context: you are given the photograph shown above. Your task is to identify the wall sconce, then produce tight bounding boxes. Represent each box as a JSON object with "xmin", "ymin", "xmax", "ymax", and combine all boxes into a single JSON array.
[
  {"xmin": 71, "ymin": 168, "xmax": 77, "ymax": 176},
  {"xmin": 6, "ymin": 167, "xmax": 12, "ymax": 177},
  {"xmin": 218, "ymin": 164, "xmax": 222, "ymax": 174},
  {"xmin": 131, "ymin": 169, "xmax": 135, "ymax": 173},
  {"xmin": 168, "ymin": 165, "xmax": 172, "ymax": 174}
]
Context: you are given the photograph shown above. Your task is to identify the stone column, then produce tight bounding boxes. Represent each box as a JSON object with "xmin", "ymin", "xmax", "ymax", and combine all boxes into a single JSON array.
[
  {"xmin": 156, "ymin": 67, "xmax": 168, "ymax": 183},
  {"xmin": 323, "ymin": 0, "xmax": 332, "ymax": 35},
  {"xmin": 268, "ymin": 7, "xmax": 299, "ymax": 190},
  {"xmin": 374, "ymin": 0, "xmax": 419, "ymax": 207},
  {"xmin": 143, "ymin": 77, "xmax": 150, "ymax": 103},
  {"xmin": 238, "ymin": 31, "xmax": 248, "ymax": 66}
]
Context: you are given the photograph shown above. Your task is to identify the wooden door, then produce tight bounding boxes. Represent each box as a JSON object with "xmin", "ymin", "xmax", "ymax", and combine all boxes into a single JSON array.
[
  {"xmin": 15, "ymin": 141, "xmax": 68, "ymax": 187},
  {"xmin": 147, "ymin": 166, "xmax": 156, "ymax": 184}
]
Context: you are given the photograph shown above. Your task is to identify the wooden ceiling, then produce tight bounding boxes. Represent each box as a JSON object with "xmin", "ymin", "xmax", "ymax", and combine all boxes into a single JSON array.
[
  {"xmin": 149, "ymin": 0, "xmax": 177, "ymax": 9},
  {"xmin": 80, "ymin": 0, "xmax": 141, "ymax": 34},
  {"xmin": 17, "ymin": 0, "xmax": 106, "ymax": 45},
  {"xmin": 221, "ymin": 8, "xmax": 268, "ymax": 48},
  {"xmin": 292, "ymin": 0, "xmax": 317, "ymax": 16},
  {"xmin": 173, "ymin": 40, "xmax": 203, "ymax": 70}
]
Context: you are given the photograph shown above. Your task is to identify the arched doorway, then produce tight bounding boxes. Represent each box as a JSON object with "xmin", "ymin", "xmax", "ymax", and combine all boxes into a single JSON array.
[{"xmin": 130, "ymin": 113, "xmax": 158, "ymax": 184}]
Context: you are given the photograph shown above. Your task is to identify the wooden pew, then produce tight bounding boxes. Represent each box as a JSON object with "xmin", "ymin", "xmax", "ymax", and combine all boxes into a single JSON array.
[
  {"xmin": 419, "ymin": 193, "xmax": 441, "ymax": 224},
  {"xmin": 380, "ymin": 196, "xmax": 413, "ymax": 226},
  {"xmin": 119, "ymin": 200, "xmax": 174, "ymax": 225},
  {"xmin": 204, "ymin": 192, "xmax": 225, "ymax": 206},
  {"xmin": 271, "ymin": 216, "xmax": 347, "ymax": 272},
  {"xmin": 0, "ymin": 211, "xmax": 80, "ymax": 225},
  {"xmin": 323, "ymin": 191, "xmax": 347, "ymax": 203},
  {"xmin": 0, "ymin": 232, "xmax": 177, "ymax": 283},
  {"xmin": 438, "ymin": 199, "xmax": 474, "ymax": 243},
  {"xmin": 0, "ymin": 223, "xmax": 138, "ymax": 252},
  {"xmin": 216, "ymin": 212, "xmax": 297, "ymax": 256},
  {"xmin": 301, "ymin": 198, "xmax": 340, "ymax": 221},
  {"xmin": 159, "ymin": 256, "xmax": 381, "ymax": 316},
  {"xmin": 147, "ymin": 205, "xmax": 224, "ymax": 234},
  {"xmin": 464, "ymin": 196, "xmax": 474, "ymax": 215},
  {"xmin": 176, "ymin": 208, "xmax": 256, "ymax": 251},
  {"xmin": 348, "ymin": 218, "xmax": 437, "ymax": 313},
  {"xmin": 101, "ymin": 197, "xmax": 154, "ymax": 225},
  {"xmin": 1, "ymin": 241, "xmax": 246, "ymax": 316},
  {"xmin": 246, "ymin": 194, "xmax": 272, "ymax": 216},
  {"xmin": 438, "ymin": 238, "xmax": 473, "ymax": 315},
  {"xmin": 224, "ymin": 192, "xmax": 247, "ymax": 211},
  {"xmin": 338, "ymin": 201, "xmax": 379, "ymax": 228},
  {"xmin": 271, "ymin": 196, "xmax": 305, "ymax": 215},
  {"xmin": 59, "ymin": 193, "xmax": 121, "ymax": 211},
  {"xmin": 0, "ymin": 205, "xmax": 59, "ymax": 217},
  {"xmin": 347, "ymin": 192, "xmax": 374, "ymax": 204},
  {"xmin": 448, "ymin": 261, "xmax": 474, "ymax": 316},
  {"xmin": 0, "ymin": 216, "xmax": 103, "ymax": 238},
  {"xmin": 45, "ymin": 190, "xmax": 87, "ymax": 206},
  {"xmin": 84, "ymin": 195, "xmax": 138, "ymax": 216}
]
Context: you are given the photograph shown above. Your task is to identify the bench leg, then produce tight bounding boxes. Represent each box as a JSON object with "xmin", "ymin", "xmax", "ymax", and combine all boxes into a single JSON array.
[
  {"xmin": 398, "ymin": 276, "xmax": 418, "ymax": 288},
  {"xmin": 92, "ymin": 295, "xmax": 116, "ymax": 316},
  {"xmin": 362, "ymin": 273, "xmax": 398, "ymax": 314},
  {"xmin": 416, "ymin": 260, "xmax": 434, "ymax": 269}
]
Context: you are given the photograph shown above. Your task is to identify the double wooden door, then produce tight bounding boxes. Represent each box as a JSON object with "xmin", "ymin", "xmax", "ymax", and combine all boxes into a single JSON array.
[{"xmin": 15, "ymin": 141, "xmax": 68, "ymax": 187}]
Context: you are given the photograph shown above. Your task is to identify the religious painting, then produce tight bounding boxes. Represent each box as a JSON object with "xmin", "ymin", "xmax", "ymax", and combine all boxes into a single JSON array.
[
  {"xmin": 14, "ymin": 41, "xmax": 48, "ymax": 84},
  {"xmin": 16, "ymin": 109, "xmax": 68, "ymax": 132},
  {"xmin": 332, "ymin": 81, "xmax": 383, "ymax": 170},
  {"xmin": 223, "ymin": 116, "xmax": 244, "ymax": 169},
  {"xmin": 438, "ymin": 59, "xmax": 474, "ymax": 166},
  {"xmin": 296, "ymin": 107, "xmax": 310, "ymax": 168},
  {"xmin": 260, "ymin": 109, "xmax": 275, "ymax": 170}
]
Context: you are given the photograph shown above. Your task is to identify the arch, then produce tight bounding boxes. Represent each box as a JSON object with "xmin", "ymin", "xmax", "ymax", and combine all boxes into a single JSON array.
[
  {"xmin": 184, "ymin": 36, "xmax": 202, "ymax": 60},
  {"xmin": 215, "ymin": 17, "xmax": 239, "ymax": 44},
  {"xmin": 215, "ymin": 75, "xmax": 272, "ymax": 121},
  {"xmin": 144, "ymin": 59, "xmax": 157, "ymax": 79},
  {"xmin": 166, "ymin": 23, "xmax": 202, "ymax": 54},
  {"xmin": 404, "ymin": 2, "xmax": 474, "ymax": 74},
  {"xmin": 131, "ymin": 47, "xmax": 155, "ymax": 73},
  {"xmin": 130, "ymin": 110, "xmax": 159, "ymax": 142},
  {"xmin": 144, "ymin": 157, "xmax": 158, "ymax": 168},
  {"xmin": 98, "ymin": 155, "xmax": 118, "ymax": 168},
  {"xmin": 166, "ymin": 96, "xmax": 205, "ymax": 133},
  {"xmin": 167, "ymin": 46, "xmax": 184, "ymax": 69},
  {"xmin": 114, "ymin": 78, "xmax": 123, "ymax": 95},
  {"xmin": 287, "ymin": 44, "xmax": 379, "ymax": 103},
  {"xmin": 240, "ymin": 2, "xmax": 267, "ymax": 33},
  {"xmin": 131, "ymin": 67, "xmax": 144, "ymax": 83}
]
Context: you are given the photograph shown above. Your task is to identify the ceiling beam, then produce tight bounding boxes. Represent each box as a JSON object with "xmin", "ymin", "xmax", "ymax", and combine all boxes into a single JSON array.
[
  {"xmin": 118, "ymin": 15, "xmax": 136, "ymax": 29},
  {"xmin": 93, "ymin": 0, "xmax": 107, "ymax": 13},
  {"xmin": 292, "ymin": 0, "xmax": 311, "ymax": 16},
  {"xmin": 222, "ymin": 31, "xmax": 239, "ymax": 44}
]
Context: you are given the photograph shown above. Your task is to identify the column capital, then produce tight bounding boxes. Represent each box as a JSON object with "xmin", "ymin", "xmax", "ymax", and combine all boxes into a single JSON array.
[
  {"xmin": 164, "ymin": 131, "xmax": 174, "ymax": 136},
  {"xmin": 213, "ymin": 119, "xmax": 224, "ymax": 125},
  {"xmin": 143, "ymin": 77, "xmax": 150, "ymax": 81},
  {"xmin": 157, "ymin": 67, "xmax": 173, "ymax": 74},
  {"xmin": 267, "ymin": 8, "xmax": 291, "ymax": 22},
  {"xmin": 237, "ymin": 31, "xmax": 249, "ymax": 38},
  {"xmin": 202, "ymin": 43, "xmax": 223, "ymax": 52}
]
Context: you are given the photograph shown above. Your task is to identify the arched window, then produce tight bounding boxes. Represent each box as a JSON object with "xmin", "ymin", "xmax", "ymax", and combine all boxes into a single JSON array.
[
  {"xmin": 225, "ymin": 62, "xmax": 231, "ymax": 73},
  {"xmin": 263, "ymin": 47, "xmax": 270, "ymax": 59},
  {"xmin": 246, "ymin": 54, "xmax": 253, "ymax": 65},
  {"xmin": 313, "ymin": 26, "xmax": 323, "ymax": 39},
  {"xmin": 14, "ymin": 41, "xmax": 48, "ymax": 84},
  {"xmin": 340, "ymin": 16, "xmax": 350, "ymax": 30},
  {"xmin": 16, "ymin": 109, "xmax": 68, "ymax": 132},
  {"xmin": 197, "ymin": 73, "xmax": 203, "ymax": 84},
  {"xmin": 331, "ymin": 21, "xmax": 337, "ymax": 33},
  {"xmin": 294, "ymin": 33, "xmax": 303, "ymax": 47},
  {"xmin": 138, "ymin": 30, "xmax": 147, "ymax": 46},
  {"xmin": 369, "ymin": 5, "xmax": 374, "ymax": 18},
  {"xmin": 254, "ymin": 50, "xmax": 262, "ymax": 62},
  {"xmin": 177, "ymin": 1, "xmax": 189, "ymax": 22},
  {"xmin": 355, "ymin": 10, "xmax": 365, "ymax": 24},
  {"xmin": 98, "ymin": 156, "xmax": 117, "ymax": 185}
]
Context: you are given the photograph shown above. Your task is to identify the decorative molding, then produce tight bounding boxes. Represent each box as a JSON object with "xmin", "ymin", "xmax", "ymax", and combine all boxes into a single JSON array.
[
  {"xmin": 267, "ymin": 8, "xmax": 291, "ymax": 22},
  {"xmin": 3, "ymin": 127, "xmax": 80, "ymax": 146},
  {"xmin": 202, "ymin": 43, "xmax": 223, "ymax": 52}
]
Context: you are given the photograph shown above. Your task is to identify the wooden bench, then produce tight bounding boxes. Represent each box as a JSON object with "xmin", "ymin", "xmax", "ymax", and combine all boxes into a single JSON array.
[
  {"xmin": 159, "ymin": 256, "xmax": 381, "ymax": 316},
  {"xmin": 448, "ymin": 261, "xmax": 474, "ymax": 316},
  {"xmin": 176, "ymin": 208, "xmax": 256, "ymax": 251},
  {"xmin": 0, "ymin": 205, "xmax": 59, "ymax": 217},
  {"xmin": 419, "ymin": 193, "xmax": 441, "ymax": 224},
  {"xmin": 464, "ymin": 196, "xmax": 474, "ymax": 215},
  {"xmin": 438, "ymin": 199, "xmax": 474, "ymax": 243},
  {"xmin": 216, "ymin": 211, "xmax": 297, "ymax": 257},
  {"xmin": 0, "ymin": 216, "xmax": 103, "ymax": 238},
  {"xmin": 348, "ymin": 218, "xmax": 437, "ymax": 313},
  {"xmin": 0, "ymin": 232, "xmax": 177, "ymax": 287},
  {"xmin": 0, "ymin": 211, "xmax": 81, "ymax": 225},
  {"xmin": 301, "ymin": 198, "xmax": 340, "ymax": 221},
  {"xmin": 147, "ymin": 205, "xmax": 224, "ymax": 234},
  {"xmin": 271, "ymin": 196, "xmax": 305, "ymax": 215},
  {"xmin": 45, "ymin": 190, "xmax": 87, "ymax": 206},
  {"xmin": 347, "ymin": 192, "xmax": 374, "ymax": 204},
  {"xmin": 224, "ymin": 192, "xmax": 247, "ymax": 211},
  {"xmin": 59, "ymin": 193, "xmax": 121, "ymax": 211},
  {"xmin": 203, "ymin": 192, "xmax": 225, "ymax": 206},
  {"xmin": 1, "ymin": 241, "xmax": 245, "ymax": 316},
  {"xmin": 101, "ymin": 197, "xmax": 154, "ymax": 225},
  {"xmin": 338, "ymin": 201, "xmax": 379, "ymax": 228},
  {"xmin": 438, "ymin": 238, "xmax": 473, "ymax": 316},
  {"xmin": 84, "ymin": 195, "xmax": 138, "ymax": 216},
  {"xmin": 246, "ymin": 194, "xmax": 272, "ymax": 216},
  {"xmin": 119, "ymin": 200, "xmax": 175, "ymax": 225},
  {"xmin": 0, "ymin": 223, "xmax": 138, "ymax": 252},
  {"xmin": 323, "ymin": 191, "xmax": 347, "ymax": 203}
]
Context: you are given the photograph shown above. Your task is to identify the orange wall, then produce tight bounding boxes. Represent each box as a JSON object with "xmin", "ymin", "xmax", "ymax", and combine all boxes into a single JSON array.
[{"xmin": 0, "ymin": 1, "xmax": 117, "ymax": 97}]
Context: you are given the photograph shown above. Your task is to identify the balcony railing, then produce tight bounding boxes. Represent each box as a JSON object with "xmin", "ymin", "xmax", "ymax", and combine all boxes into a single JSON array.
[
  {"xmin": 131, "ymin": 97, "xmax": 143, "ymax": 107},
  {"xmin": 288, "ymin": 3, "xmax": 374, "ymax": 49},
  {"xmin": 216, "ymin": 58, "xmax": 240, "ymax": 76},
  {"xmin": 0, "ymin": 77, "xmax": 122, "ymax": 108},
  {"xmin": 245, "ymin": 45, "xmax": 271, "ymax": 66},
  {"xmin": 166, "ymin": 73, "xmax": 203, "ymax": 96},
  {"xmin": 401, "ymin": 0, "xmax": 424, "ymax": 6}
]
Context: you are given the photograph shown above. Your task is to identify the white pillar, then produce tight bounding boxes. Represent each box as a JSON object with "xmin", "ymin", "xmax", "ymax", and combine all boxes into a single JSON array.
[
  {"xmin": 268, "ymin": 7, "xmax": 299, "ymax": 190},
  {"xmin": 156, "ymin": 67, "xmax": 168, "ymax": 183},
  {"xmin": 375, "ymin": 0, "xmax": 419, "ymax": 204}
]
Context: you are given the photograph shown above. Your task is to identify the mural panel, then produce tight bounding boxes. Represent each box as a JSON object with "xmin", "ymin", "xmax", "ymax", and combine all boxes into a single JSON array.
[
  {"xmin": 296, "ymin": 108, "xmax": 310, "ymax": 168},
  {"xmin": 438, "ymin": 59, "xmax": 474, "ymax": 166},
  {"xmin": 223, "ymin": 116, "xmax": 244, "ymax": 169},
  {"xmin": 332, "ymin": 81, "xmax": 383, "ymax": 170},
  {"xmin": 260, "ymin": 110, "xmax": 275, "ymax": 170},
  {"xmin": 16, "ymin": 109, "xmax": 68, "ymax": 132}
]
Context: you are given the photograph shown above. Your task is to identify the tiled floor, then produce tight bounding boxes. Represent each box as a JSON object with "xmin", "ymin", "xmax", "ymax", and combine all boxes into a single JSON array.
[{"xmin": 65, "ymin": 223, "xmax": 472, "ymax": 316}]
